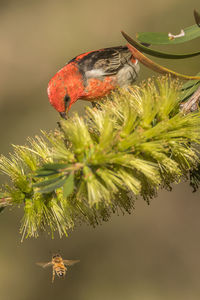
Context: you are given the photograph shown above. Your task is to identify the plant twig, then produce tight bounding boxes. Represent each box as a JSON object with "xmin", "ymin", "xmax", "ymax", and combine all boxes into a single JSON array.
[
  {"xmin": 1, "ymin": 77, "xmax": 200, "ymax": 240},
  {"xmin": 180, "ymin": 86, "xmax": 200, "ymax": 113}
]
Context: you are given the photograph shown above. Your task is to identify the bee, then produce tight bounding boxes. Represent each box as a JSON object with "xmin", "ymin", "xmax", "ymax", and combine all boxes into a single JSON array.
[{"xmin": 37, "ymin": 254, "xmax": 80, "ymax": 282}]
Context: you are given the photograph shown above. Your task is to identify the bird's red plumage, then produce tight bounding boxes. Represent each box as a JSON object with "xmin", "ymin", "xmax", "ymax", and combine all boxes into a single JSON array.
[
  {"xmin": 47, "ymin": 46, "xmax": 140, "ymax": 116},
  {"xmin": 47, "ymin": 63, "xmax": 85, "ymax": 112}
]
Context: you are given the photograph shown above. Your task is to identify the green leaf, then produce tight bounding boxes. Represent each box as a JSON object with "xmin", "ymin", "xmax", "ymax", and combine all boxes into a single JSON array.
[
  {"xmin": 126, "ymin": 42, "xmax": 200, "ymax": 80},
  {"xmin": 0, "ymin": 207, "xmax": 5, "ymax": 213},
  {"xmin": 181, "ymin": 82, "xmax": 200, "ymax": 101},
  {"xmin": 35, "ymin": 163, "xmax": 69, "ymax": 177},
  {"xmin": 63, "ymin": 173, "xmax": 74, "ymax": 198},
  {"xmin": 180, "ymin": 72, "xmax": 200, "ymax": 101},
  {"xmin": 33, "ymin": 174, "xmax": 65, "ymax": 188},
  {"xmin": 121, "ymin": 30, "xmax": 200, "ymax": 59},
  {"xmin": 36, "ymin": 176, "xmax": 67, "ymax": 194},
  {"xmin": 40, "ymin": 163, "xmax": 68, "ymax": 171},
  {"xmin": 181, "ymin": 74, "xmax": 200, "ymax": 90},
  {"xmin": 136, "ymin": 24, "xmax": 200, "ymax": 45},
  {"xmin": 35, "ymin": 169, "xmax": 58, "ymax": 177}
]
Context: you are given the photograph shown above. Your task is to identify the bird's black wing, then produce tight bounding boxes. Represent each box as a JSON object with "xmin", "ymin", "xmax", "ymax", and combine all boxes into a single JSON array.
[{"xmin": 76, "ymin": 46, "xmax": 132, "ymax": 77}]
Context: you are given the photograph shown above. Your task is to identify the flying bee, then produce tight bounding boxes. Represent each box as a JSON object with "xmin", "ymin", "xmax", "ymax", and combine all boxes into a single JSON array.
[{"xmin": 37, "ymin": 254, "xmax": 80, "ymax": 283}]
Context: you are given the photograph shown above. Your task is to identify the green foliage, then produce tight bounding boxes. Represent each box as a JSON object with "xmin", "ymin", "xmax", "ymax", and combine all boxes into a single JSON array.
[
  {"xmin": 137, "ymin": 24, "xmax": 200, "ymax": 45},
  {"xmin": 136, "ymin": 9, "xmax": 200, "ymax": 45},
  {"xmin": 122, "ymin": 11, "xmax": 200, "ymax": 59},
  {"xmin": 190, "ymin": 165, "xmax": 200, "ymax": 192},
  {"xmin": 180, "ymin": 72, "xmax": 200, "ymax": 102},
  {"xmin": 121, "ymin": 11, "xmax": 200, "ymax": 98},
  {"xmin": 0, "ymin": 77, "xmax": 200, "ymax": 240},
  {"xmin": 122, "ymin": 31, "xmax": 200, "ymax": 59}
]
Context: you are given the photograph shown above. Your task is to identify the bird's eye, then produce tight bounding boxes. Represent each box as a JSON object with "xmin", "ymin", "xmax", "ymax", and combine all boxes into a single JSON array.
[{"xmin": 64, "ymin": 94, "xmax": 71, "ymax": 109}]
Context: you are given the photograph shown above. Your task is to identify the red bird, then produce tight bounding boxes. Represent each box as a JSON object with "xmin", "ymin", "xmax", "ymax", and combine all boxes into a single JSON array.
[{"xmin": 47, "ymin": 46, "xmax": 140, "ymax": 119}]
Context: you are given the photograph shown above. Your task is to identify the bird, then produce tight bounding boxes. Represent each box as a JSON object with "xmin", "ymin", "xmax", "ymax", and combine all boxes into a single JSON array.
[{"xmin": 47, "ymin": 46, "xmax": 140, "ymax": 119}]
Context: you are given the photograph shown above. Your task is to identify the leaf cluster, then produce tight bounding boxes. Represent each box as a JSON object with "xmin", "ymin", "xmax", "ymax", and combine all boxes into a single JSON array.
[{"xmin": 0, "ymin": 77, "xmax": 200, "ymax": 240}]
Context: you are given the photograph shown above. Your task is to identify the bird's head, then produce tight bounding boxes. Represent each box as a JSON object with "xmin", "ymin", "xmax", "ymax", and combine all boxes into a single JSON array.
[
  {"xmin": 47, "ymin": 72, "xmax": 73, "ymax": 119},
  {"xmin": 47, "ymin": 63, "xmax": 85, "ymax": 118}
]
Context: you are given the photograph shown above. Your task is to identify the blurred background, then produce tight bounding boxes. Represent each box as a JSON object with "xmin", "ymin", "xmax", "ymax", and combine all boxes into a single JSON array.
[{"xmin": 0, "ymin": 0, "xmax": 200, "ymax": 299}]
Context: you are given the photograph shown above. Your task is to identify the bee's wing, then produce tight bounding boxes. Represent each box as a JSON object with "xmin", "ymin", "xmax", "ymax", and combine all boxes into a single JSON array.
[
  {"xmin": 63, "ymin": 259, "xmax": 80, "ymax": 266},
  {"xmin": 36, "ymin": 261, "xmax": 53, "ymax": 268}
]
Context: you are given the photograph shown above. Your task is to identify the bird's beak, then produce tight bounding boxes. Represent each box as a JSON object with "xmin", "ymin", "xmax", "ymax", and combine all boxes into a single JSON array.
[{"xmin": 59, "ymin": 111, "xmax": 67, "ymax": 119}]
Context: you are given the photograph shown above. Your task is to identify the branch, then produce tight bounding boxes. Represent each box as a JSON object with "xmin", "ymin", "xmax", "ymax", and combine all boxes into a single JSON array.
[
  {"xmin": 0, "ymin": 77, "xmax": 200, "ymax": 241},
  {"xmin": 180, "ymin": 86, "xmax": 200, "ymax": 113}
]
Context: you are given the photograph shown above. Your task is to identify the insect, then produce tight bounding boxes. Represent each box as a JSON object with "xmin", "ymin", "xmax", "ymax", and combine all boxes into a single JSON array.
[{"xmin": 37, "ymin": 254, "xmax": 80, "ymax": 282}]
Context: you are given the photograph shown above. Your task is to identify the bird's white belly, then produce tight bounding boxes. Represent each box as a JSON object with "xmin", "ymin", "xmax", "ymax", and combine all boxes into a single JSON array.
[{"xmin": 116, "ymin": 60, "xmax": 140, "ymax": 87}]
